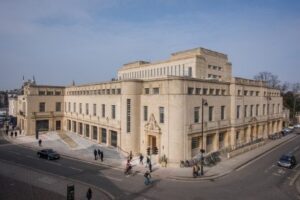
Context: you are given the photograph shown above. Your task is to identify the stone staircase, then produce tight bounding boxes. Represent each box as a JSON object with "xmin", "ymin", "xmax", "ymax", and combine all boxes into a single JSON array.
[{"xmin": 58, "ymin": 131, "xmax": 78, "ymax": 148}]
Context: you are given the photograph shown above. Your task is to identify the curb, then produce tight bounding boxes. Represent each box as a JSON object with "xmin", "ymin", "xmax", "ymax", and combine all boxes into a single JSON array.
[{"xmin": 168, "ymin": 134, "xmax": 298, "ymax": 182}]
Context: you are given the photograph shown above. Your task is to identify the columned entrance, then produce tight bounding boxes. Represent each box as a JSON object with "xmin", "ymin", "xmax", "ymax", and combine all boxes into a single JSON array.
[
  {"xmin": 148, "ymin": 135, "xmax": 157, "ymax": 149},
  {"xmin": 144, "ymin": 114, "xmax": 161, "ymax": 157}
]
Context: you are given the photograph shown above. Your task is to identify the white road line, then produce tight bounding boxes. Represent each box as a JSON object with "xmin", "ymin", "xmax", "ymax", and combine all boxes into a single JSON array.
[
  {"xmin": 69, "ymin": 167, "xmax": 83, "ymax": 172},
  {"xmin": 7, "ymin": 150, "xmax": 20, "ymax": 155},
  {"xmin": 26, "ymin": 155, "xmax": 39, "ymax": 160},
  {"xmin": 289, "ymin": 171, "xmax": 300, "ymax": 186},
  {"xmin": 45, "ymin": 161, "xmax": 62, "ymax": 166},
  {"xmin": 265, "ymin": 164, "xmax": 276, "ymax": 173},
  {"xmin": 97, "ymin": 174, "xmax": 122, "ymax": 182},
  {"xmin": 294, "ymin": 145, "xmax": 300, "ymax": 151}
]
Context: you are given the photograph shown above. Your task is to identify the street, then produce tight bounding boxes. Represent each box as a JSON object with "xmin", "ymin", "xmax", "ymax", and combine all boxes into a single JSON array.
[{"xmin": 0, "ymin": 131, "xmax": 300, "ymax": 200}]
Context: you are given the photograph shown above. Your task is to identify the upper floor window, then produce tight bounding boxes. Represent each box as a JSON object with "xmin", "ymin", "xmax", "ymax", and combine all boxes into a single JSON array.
[
  {"xmin": 208, "ymin": 106, "xmax": 214, "ymax": 121},
  {"xmin": 39, "ymin": 102, "xmax": 45, "ymax": 112},
  {"xmin": 38, "ymin": 91, "xmax": 45, "ymax": 95},
  {"xmin": 86, "ymin": 103, "xmax": 89, "ymax": 115},
  {"xmin": 73, "ymin": 103, "xmax": 76, "ymax": 113},
  {"xmin": 188, "ymin": 87, "xmax": 194, "ymax": 95},
  {"xmin": 79, "ymin": 103, "xmax": 82, "ymax": 114},
  {"xmin": 144, "ymin": 106, "xmax": 148, "ymax": 121},
  {"xmin": 93, "ymin": 104, "xmax": 97, "ymax": 116},
  {"xmin": 194, "ymin": 107, "xmax": 200, "ymax": 123},
  {"xmin": 221, "ymin": 106, "xmax": 225, "ymax": 120},
  {"xmin": 145, "ymin": 88, "xmax": 150, "ymax": 94},
  {"xmin": 236, "ymin": 105, "xmax": 240, "ymax": 119},
  {"xmin": 159, "ymin": 107, "xmax": 164, "ymax": 123},
  {"xmin": 56, "ymin": 102, "xmax": 61, "ymax": 112},
  {"xmin": 244, "ymin": 105, "xmax": 247, "ymax": 117},
  {"xmin": 153, "ymin": 88, "xmax": 159, "ymax": 94},
  {"xmin": 112, "ymin": 105, "xmax": 116, "ymax": 119},
  {"xmin": 102, "ymin": 104, "xmax": 105, "ymax": 117}
]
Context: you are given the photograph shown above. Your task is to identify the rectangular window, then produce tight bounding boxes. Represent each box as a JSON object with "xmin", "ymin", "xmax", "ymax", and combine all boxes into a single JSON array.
[
  {"xmin": 145, "ymin": 88, "xmax": 150, "ymax": 94},
  {"xmin": 244, "ymin": 90, "xmax": 248, "ymax": 96},
  {"xmin": 86, "ymin": 103, "xmax": 89, "ymax": 115},
  {"xmin": 102, "ymin": 104, "xmax": 105, "ymax": 117},
  {"xmin": 188, "ymin": 87, "xmax": 194, "ymax": 95},
  {"xmin": 236, "ymin": 105, "xmax": 240, "ymax": 119},
  {"xmin": 216, "ymin": 89, "xmax": 220, "ymax": 95},
  {"xmin": 79, "ymin": 103, "xmax": 82, "ymax": 114},
  {"xmin": 195, "ymin": 88, "xmax": 201, "ymax": 95},
  {"xmin": 38, "ymin": 91, "xmax": 45, "ymax": 95},
  {"xmin": 93, "ymin": 104, "xmax": 96, "ymax": 116},
  {"xmin": 73, "ymin": 103, "xmax": 76, "ymax": 113},
  {"xmin": 244, "ymin": 105, "xmax": 247, "ymax": 118},
  {"xmin": 278, "ymin": 104, "xmax": 280, "ymax": 113},
  {"xmin": 39, "ymin": 102, "xmax": 45, "ymax": 112},
  {"xmin": 92, "ymin": 126, "xmax": 98, "ymax": 140},
  {"xmin": 208, "ymin": 106, "xmax": 214, "ymax": 121},
  {"xmin": 127, "ymin": 99, "xmax": 131, "ymax": 132},
  {"xmin": 203, "ymin": 88, "xmax": 208, "ymax": 95},
  {"xmin": 192, "ymin": 136, "xmax": 200, "ymax": 149},
  {"xmin": 68, "ymin": 102, "xmax": 71, "ymax": 112},
  {"xmin": 250, "ymin": 105, "xmax": 254, "ymax": 117},
  {"xmin": 101, "ymin": 128, "xmax": 107, "ymax": 143},
  {"xmin": 238, "ymin": 90, "xmax": 241, "ymax": 96},
  {"xmin": 159, "ymin": 107, "xmax": 164, "ymax": 123},
  {"xmin": 256, "ymin": 104, "xmax": 259, "ymax": 116},
  {"xmin": 263, "ymin": 104, "xmax": 266, "ymax": 115},
  {"xmin": 221, "ymin": 106, "xmax": 225, "ymax": 120},
  {"xmin": 188, "ymin": 67, "xmax": 192, "ymax": 77},
  {"xmin": 112, "ymin": 105, "xmax": 116, "ymax": 119},
  {"xmin": 144, "ymin": 106, "xmax": 148, "ymax": 121},
  {"xmin": 194, "ymin": 107, "xmax": 200, "ymax": 123},
  {"xmin": 55, "ymin": 102, "xmax": 61, "ymax": 112},
  {"xmin": 153, "ymin": 88, "xmax": 159, "ymax": 94},
  {"xmin": 85, "ymin": 124, "xmax": 90, "ymax": 137}
]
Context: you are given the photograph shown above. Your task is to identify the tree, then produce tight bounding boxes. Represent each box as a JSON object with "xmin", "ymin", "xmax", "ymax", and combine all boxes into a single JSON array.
[{"xmin": 254, "ymin": 71, "xmax": 281, "ymax": 89}]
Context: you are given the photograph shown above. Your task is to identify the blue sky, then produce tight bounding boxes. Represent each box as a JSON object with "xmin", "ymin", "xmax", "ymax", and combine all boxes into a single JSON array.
[{"xmin": 0, "ymin": 0, "xmax": 299, "ymax": 90}]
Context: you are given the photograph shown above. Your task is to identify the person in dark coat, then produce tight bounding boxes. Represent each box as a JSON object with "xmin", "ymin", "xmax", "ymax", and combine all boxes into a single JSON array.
[
  {"xmin": 97, "ymin": 149, "xmax": 101, "ymax": 158},
  {"xmin": 139, "ymin": 154, "xmax": 144, "ymax": 165},
  {"xmin": 149, "ymin": 162, "xmax": 152, "ymax": 172},
  {"xmin": 93, "ymin": 149, "xmax": 97, "ymax": 160},
  {"xmin": 14, "ymin": 132, "xmax": 17, "ymax": 137},
  {"xmin": 38, "ymin": 139, "xmax": 42, "ymax": 147},
  {"xmin": 146, "ymin": 156, "xmax": 150, "ymax": 168},
  {"xmin": 86, "ymin": 188, "xmax": 92, "ymax": 200},
  {"xmin": 100, "ymin": 151, "xmax": 104, "ymax": 162}
]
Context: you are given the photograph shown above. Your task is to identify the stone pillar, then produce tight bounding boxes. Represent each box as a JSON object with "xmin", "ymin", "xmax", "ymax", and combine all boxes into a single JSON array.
[
  {"xmin": 107, "ymin": 130, "xmax": 111, "ymax": 146},
  {"xmin": 215, "ymin": 131, "xmax": 220, "ymax": 151}
]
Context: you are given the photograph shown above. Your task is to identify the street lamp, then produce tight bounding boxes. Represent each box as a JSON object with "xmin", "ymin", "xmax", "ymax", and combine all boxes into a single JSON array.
[
  {"xmin": 200, "ymin": 99, "xmax": 208, "ymax": 176},
  {"xmin": 266, "ymin": 95, "xmax": 272, "ymax": 138}
]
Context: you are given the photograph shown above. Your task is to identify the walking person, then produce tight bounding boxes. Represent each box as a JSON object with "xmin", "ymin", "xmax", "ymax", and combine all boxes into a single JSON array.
[
  {"xmin": 93, "ymin": 149, "xmax": 97, "ymax": 160},
  {"xmin": 192, "ymin": 164, "xmax": 198, "ymax": 178},
  {"xmin": 86, "ymin": 187, "xmax": 92, "ymax": 200},
  {"xmin": 146, "ymin": 156, "xmax": 150, "ymax": 168},
  {"xmin": 144, "ymin": 171, "xmax": 152, "ymax": 185},
  {"xmin": 14, "ymin": 131, "xmax": 17, "ymax": 137},
  {"xmin": 38, "ymin": 139, "xmax": 42, "ymax": 147},
  {"xmin": 139, "ymin": 153, "xmax": 144, "ymax": 165},
  {"xmin": 100, "ymin": 151, "xmax": 104, "ymax": 162},
  {"xmin": 10, "ymin": 131, "xmax": 13, "ymax": 137},
  {"xmin": 149, "ymin": 162, "xmax": 152, "ymax": 172},
  {"xmin": 97, "ymin": 149, "xmax": 101, "ymax": 160},
  {"xmin": 129, "ymin": 151, "xmax": 133, "ymax": 161}
]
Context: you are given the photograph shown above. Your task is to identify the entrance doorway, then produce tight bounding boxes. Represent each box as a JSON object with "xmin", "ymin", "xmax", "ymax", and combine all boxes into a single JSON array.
[
  {"xmin": 148, "ymin": 135, "xmax": 157, "ymax": 148},
  {"xmin": 56, "ymin": 120, "xmax": 61, "ymax": 130}
]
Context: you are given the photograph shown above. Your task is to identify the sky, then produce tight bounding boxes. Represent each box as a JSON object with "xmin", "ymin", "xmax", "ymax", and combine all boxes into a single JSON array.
[{"xmin": 0, "ymin": 0, "xmax": 299, "ymax": 90}]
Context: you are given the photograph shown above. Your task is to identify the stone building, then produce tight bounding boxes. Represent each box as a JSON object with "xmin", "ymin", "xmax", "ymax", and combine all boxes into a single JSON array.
[{"xmin": 17, "ymin": 47, "xmax": 283, "ymax": 165}]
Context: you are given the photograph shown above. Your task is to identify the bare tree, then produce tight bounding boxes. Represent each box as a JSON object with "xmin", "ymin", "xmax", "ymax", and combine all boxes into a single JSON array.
[{"xmin": 254, "ymin": 71, "xmax": 281, "ymax": 89}]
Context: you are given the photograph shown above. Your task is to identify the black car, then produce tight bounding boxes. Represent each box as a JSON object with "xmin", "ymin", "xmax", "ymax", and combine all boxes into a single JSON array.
[
  {"xmin": 37, "ymin": 149, "xmax": 60, "ymax": 160},
  {"xmin": 277, "ymin": 154, "xmax": 296, "ymax": 169}
]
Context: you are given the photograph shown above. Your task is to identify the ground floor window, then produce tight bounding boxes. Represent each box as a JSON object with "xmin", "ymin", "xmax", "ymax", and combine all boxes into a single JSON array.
[
  {"xmin": 79, "ymin": 123, "xmax": 83, "ymax": 135},
  {"xmin": 55, "ymin": 120, "xmax": 61, "ymax": 130},
  {"xmin": 67, "ymin": 120, "xmax": 71, "ymax": 131},
  {"xmin": 85, "ymin": 124, "xmax": 90, "ymax": 138},
  {"xmin": 191, "ymin": 136, "xmax": 200, "ymax": 149},
  {"xmin": 72, "ymin": 121, "xmax": 77, "ymax": 132},
  {"xmin": 36, "ymin": 120, "xmax": 49, "ymax": 132},
  {"xmin": 219, "ymin": 132, "xmax": 226, "ymax": 149},
  {"xmin": 206, "ymin": 135, "xmax": 214, "ymax": 152},
  {"xmin": 92, "ymin": 126, "xmax": 98, "ymax": 140},
  {"xmin": 110, "ymin": 131, "xmax": 117, "ymax": 147},
  {"xmin": 101, "ymin": 128, "xmax": 107, "ymax": 144}
]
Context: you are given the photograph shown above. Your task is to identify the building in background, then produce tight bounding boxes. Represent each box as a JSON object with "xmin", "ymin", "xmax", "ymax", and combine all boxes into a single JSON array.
[{"xmin": 16, "ymin": 47, "xmax": 283, "ymax": 165}]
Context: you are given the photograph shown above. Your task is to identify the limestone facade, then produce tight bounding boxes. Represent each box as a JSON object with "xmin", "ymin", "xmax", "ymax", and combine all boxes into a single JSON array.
[{"xmin": 16, "ymin": 47, "xmax": 283, "ymax": 164}]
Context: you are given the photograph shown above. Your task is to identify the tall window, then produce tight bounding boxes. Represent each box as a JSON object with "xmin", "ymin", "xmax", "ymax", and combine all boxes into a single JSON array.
[
  {"xmin": 85, "ymin": 103, "xmax": 89, "ymax": 115},
  {"xmin": 250, "ymin": 105, "xmax": 254, "ymax": 117},
  {"xmin": 68, "ymin": 102, "xmax": 71, "ymax": 112},
  {"xmin": 39, "ymin": 102, "xmax": 45, "ymax": 112},
  {"xmin": 144, "ymin": 106, "xmax": 148, "ymax": 121},
  {"xmin": 159, "ymin": 107, "xmax": 164, "ymax": 123},
  {"xmin": 102, "ymin": 104, "xmax": 105, "ymax": 117},
  {"xmin": 127, "ymin": 99, "xmax": 131, "ymax": 132},
  {"xmin": 93, "ymin": 104, "xmax": 97, "ymax": 116},
  {"xmin": 188, "ymin": 67, "xmax": 192, "ymax": 77},
  {"xmin": 153, "ymin": 88, "xmax": 159, "ymax": 94},
  {"xmin": 112, "ymin": 105, "xmax": 116, "ymax": 119},
  {"xmin": 73, "ymin": 103, "xmax": 76, "ymax": 113},
  {"xmin": 208, "ymin": 106, "xmax": 214, "ymax": 121},
  {"xmin": 221, "ymin": 106, "xmax": 225, "ymax": 120},
  {"xmin": 55, "ymin": 102, "xmax": 61, "ymax": 112},
  {"xmin": 194, "ymin": 107, "xmax": 200, "ymax": 123},
  {"xmin": 236, "ymin": 105, "xmax": 240, "ymax": 119},
  {"xmin": 256, "ymin": 104, "xmax": 259, "ymax": 116},
  {"xmin": 79, "ymin": 103, "xmax": 82, "ymax": 114},
  {"xmin": 244, "ymin": 105, "xmax": 247, "ymax": 118},
  {"xmin": 263, "ymin": 104, "xmax": 266, "ymax": 115}
]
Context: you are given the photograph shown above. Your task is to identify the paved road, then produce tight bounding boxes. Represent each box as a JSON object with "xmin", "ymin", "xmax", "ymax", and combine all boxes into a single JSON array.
[{"xmin": 0, "ymin": 131, "xmax": 300, "ymax": 200}]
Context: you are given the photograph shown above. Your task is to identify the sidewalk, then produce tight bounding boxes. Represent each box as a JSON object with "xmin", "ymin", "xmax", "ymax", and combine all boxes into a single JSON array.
[{"xmin": 3, "ymin": 130, "xmax": 298, "ymax": 181}]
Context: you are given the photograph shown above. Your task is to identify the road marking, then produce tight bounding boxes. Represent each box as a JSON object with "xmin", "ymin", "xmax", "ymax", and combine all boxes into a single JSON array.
[
  {"xmin": 265, "ymin": 164, "xmax": 276, "ymax": 173},
  {"xmin": 97, "ymin": 174, "xmax": 122, "ymax": 182},
  {"xmin": 69, "ymin": 166, "xmax": 83, "ymax": 172},
  {"xmin": 294, "ymin": 146, "xmax": 300, "ymax": 151},
  {"xmin": 45, "ymin": 161, "xmax": 62, "ymax": 166},
  {"xmin": 7, "ymin": 150, "xmax": 20, "ymax": 155},
  {"xmin": 26, "ymin": 155, "xmax": 39, "ymax": 160},
  {"xmin": 289, "ymin": 171, "xmax": 300, "ymax": 186}
]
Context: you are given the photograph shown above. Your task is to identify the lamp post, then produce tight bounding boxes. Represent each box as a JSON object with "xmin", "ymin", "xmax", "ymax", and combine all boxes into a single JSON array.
[
  {"xmin": 266, "ymin": 95, "xmax": 271, "ymax": 138},
  {"xmin": 200, "ymin": 99, "xmax": 208, "ymax": 176}
]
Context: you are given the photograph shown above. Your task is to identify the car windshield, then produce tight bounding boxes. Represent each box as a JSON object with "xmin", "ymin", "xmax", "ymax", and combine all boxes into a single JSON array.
[
  {"xmin": 47, "ymin": 149, "xmax": 55, "ymax": 153},
  {"xmin": 280, "ymin": 155, "xmax": 291, "ymax": 162}
]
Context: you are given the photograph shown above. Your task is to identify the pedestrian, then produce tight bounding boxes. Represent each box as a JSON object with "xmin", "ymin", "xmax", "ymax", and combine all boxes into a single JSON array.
[
  {"xmin": 100, "ymin": 151, "xmax": 103, "ymax": 162},
  {"xmin": 146, "ymin": 156, "xmax": 150, "ymax": 168},
  {"xmin": 14, "ymin": 131, "xmax": 17, "ymax": 137},
  {"xmin": 93, "ymin": 149, "xmax": 97, "ymax": 160},
  {"xmin": 97, "ymin": 149, "xmax": 101, "ymax": 159},
  {"xmin": 149, "ymin": 162, "xmax": 152, "ymax": 172},
  {"xmin": 193, "ymin": 164, "xmax": 198, "ymax": 178},
  {"xmin": 129, "ymin": 151, "xmax": 133, "ymax": 161},
  {"xmin": 10, "ymin": 131, "xmax": 13, "ymax": 137},
  {"xmin": 38, "ymin": 139, "xmax": 42, "ymax": 147},
  {"xmin": 139, "ymin": 153, "xmax": 144, "ymax": 165},
  {"xmin": 86, "ymin": 187, "xmax": 92, "ymax": 200},
  {"xmin": 144, "ymin": 171, "xmax": 152, "ymax": 185}
]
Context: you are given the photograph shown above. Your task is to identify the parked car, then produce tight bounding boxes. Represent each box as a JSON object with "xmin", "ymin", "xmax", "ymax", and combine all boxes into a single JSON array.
[
  {"xmin": 294, "ymin": 124, "xmax": 300, "ymax": 129},
  {"xmin": 277, "ymin": 154, "xmax": 297, "ymax": 169},
  {"xmin": 281, "ymin": 128, "xmax": 292, "ymax": 135},
  {"xmin": 37, "ymin": 149, "xmax": 60, "ymax": 160}
]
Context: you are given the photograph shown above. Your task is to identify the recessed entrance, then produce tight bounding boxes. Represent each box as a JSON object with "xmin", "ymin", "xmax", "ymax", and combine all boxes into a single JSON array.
[{"xmin": 148, "ymin": 135, "xmax": 157, "ymax": 148}]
